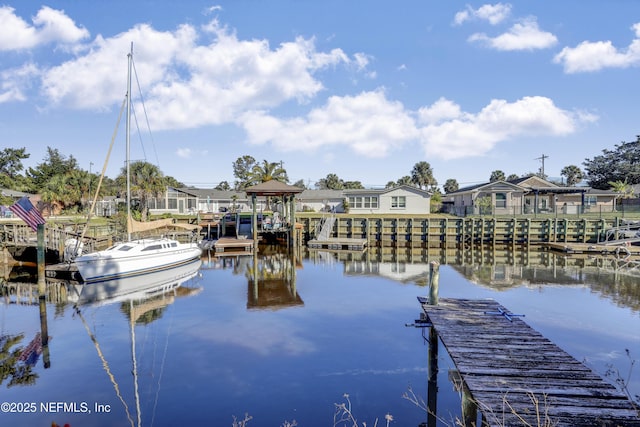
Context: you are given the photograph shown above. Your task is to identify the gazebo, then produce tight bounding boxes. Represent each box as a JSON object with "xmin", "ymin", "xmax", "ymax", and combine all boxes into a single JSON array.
[{"xmin": 244, "ymin": 180, "xmax": 304, "ymax": 247}]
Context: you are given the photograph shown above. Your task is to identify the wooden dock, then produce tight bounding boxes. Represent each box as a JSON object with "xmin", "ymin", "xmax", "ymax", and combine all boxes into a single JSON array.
[
  {"xmin": 213, "ymin": 237, "xmax": 254, "ymax": 254},
  {"xmin": 545, "ymin": 241, "xmax": 640, "ymax": 258},
  {"xmin": 418, "ymin": 297, "xmax": 640, "ymax": 427},
  {"xmin": 307, "ymin": 237, "xmax": 367, "ymax": 251}
]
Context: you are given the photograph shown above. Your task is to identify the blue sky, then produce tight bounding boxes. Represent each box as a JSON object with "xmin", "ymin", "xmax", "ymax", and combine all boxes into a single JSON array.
[{"xmin": 1, "ymin": 1, "xmax": 638, "ymax": 189}]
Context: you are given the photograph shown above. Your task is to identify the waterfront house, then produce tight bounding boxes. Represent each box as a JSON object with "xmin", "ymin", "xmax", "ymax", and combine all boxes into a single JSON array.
[
  {"xmin": 446, "ymin": 175, "xmax": 616, "ymax": 216},
  {"xmin": 147, "ymin": 187, "xmax": 254, "ymax": 216},
  {"xmin": 145, "ymin": 184, "xmax": 430, "ymax": 216},
  {"xmin": 344, "ymin": 185, "xmax": 431, "ymax": 214}
]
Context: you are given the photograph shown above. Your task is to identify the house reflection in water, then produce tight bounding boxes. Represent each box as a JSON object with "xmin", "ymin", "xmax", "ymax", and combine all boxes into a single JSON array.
[{"xmin": 247, "ymin": 248, "xmax": 303, "ymax": 310}]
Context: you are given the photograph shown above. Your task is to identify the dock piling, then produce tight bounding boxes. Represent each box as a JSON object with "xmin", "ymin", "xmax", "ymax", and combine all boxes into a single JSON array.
[{"xmin": 428, "ymin": 261, "xmax": 439, "ymax": 305}]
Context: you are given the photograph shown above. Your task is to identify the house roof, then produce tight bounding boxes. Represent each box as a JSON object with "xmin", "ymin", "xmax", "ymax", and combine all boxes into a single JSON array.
[
  {"xmin": 0, "ymin": 188, "xmax": 32, "ymax": 198},
  {"xmin": 244, "ymin": 180, "xmax": 304, "ymax": 196},
  {"xmin": 298, "ymin": 189, "xmax": 344, "ymax": 201},
  {"xmin": 344, "ymin": 184, "xmax": 432, "ymax": 196},
  {"xmin": 178, "ymin": 188, "xmax": 247, "ymax": 200},
  {"xmin": 447, "ymin": 176, "xmax": 587, "ymax": 196},
  {"xmin": 448, "ymin": 180, "xmax": 523, "ymax": 195}
]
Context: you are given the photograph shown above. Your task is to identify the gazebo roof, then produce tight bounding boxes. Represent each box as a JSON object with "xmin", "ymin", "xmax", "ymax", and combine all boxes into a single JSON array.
[{"xmin": 244, "ymin": 180, "xmax": 304, "ymax": 196}]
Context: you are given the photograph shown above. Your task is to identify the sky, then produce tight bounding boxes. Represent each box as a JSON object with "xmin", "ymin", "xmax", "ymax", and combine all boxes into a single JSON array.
[{"xmin": 1, "ymin": 1, "xmax": 639, "ymax": 190}]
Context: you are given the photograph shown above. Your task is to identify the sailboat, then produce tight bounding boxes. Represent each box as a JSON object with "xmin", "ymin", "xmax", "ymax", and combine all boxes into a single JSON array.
[{"xmin": 74, "ymin": 44, "xmax": 202, "ymax": 284}]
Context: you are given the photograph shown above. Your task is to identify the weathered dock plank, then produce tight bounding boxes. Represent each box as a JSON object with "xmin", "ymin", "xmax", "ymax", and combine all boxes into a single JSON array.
[{"xmin": 419, "ymin": 298, "xmax": 640, "ymax": 427}]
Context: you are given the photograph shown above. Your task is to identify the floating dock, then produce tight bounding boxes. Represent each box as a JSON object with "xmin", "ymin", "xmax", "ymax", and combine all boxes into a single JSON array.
[
  {"xmin": 213, "ymin": 237, "xmax": 254, "ymax": 255},
  {"xmin": 545, "ymin": 242, "xmax": 640, "ymax": 258},
  {"xmin": 418, "ymin": 297, "xmax": 640, "ymax": 427},
  {"xmin": 307, "ymin": 237, "xmax": 367, "ymax": 251}
]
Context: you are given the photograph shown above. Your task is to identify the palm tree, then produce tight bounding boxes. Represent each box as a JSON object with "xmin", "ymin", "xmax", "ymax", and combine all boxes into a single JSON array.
[
  {"xmin": 609, "ymin": 179, "xmax": 634, "ymax": 199},
  {"xmin": 41, "ymin": 171, "xmax": 87, "ymax": 214},
  {"xmin": 246, "ymin": 160, "xmax": 288, "ymax": 210},
  {"xmin": 560, "ymin": 165, "xmax": 583, "ymax": 186},
  {"xmin": 489, "ymin": 170, "xmax": 505, "ymax": 182},
  {"xmin": 396, "ymin": 176, "xmax": 413, "ymax": 186},
  {"xmin": 246, "ymin": 160, "xmax": 288, "ymax": 187},
  {"xmin": 443, "ymin": 178, "xmax": 459, "ymax": 194},
  {"xmin": 411, "ymin": 161, "xmax": 436, "ymax": 190},
  {"xmin": 125, "ymin": 161, "xmax": 166, "ymax": 221},
  {"xmin": 316, "ymin": 173, "xmax": 344, "ymax": 190}
]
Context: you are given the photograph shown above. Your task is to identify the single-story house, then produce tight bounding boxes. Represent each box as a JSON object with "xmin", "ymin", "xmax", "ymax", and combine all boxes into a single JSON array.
[
  {"xmin": 445, "ymin": 175, "xmax": 617, "ymax": 216},
  {"xmin": 344, "ymin": 185, "xmax": 431, "ymax": 214},
  {"xmin": 146, "ymin": 184, "xmax": 432, "ymax": 216},
  {"xmin": 147, "ymin": 187, "xmax": 257, "ymax": 215}
]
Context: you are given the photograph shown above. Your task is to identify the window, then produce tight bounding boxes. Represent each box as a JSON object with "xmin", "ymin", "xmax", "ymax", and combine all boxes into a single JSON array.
[
  {"xmin": 363, "ymin": 196, "xmax": 378, "ymax": 208},
  {"xmin": 349, "ymin": 196, "xmax": 379, "ymax": 209},
  {"xmin": 495, "ymin": 193, "xmax": 506, "ymax": 208},
  {"xmin": 391, "ymin": 196, "xmax": 406, "ymax": 209},
  {"xmin": 585, "ymin": 196, "xmax": 597, "ymax": 206}
]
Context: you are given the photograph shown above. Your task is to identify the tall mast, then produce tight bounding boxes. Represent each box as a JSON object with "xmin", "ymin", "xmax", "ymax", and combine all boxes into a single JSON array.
[{"xmin": 126, "ymin": 43, "xmax": 133, "ymax": 241}]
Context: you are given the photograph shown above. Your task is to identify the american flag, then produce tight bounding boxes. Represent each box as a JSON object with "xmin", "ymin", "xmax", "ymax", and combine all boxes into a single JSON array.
[{"xmin": 9, "ymin": 196, "xmax": 46, "ymax": 231}]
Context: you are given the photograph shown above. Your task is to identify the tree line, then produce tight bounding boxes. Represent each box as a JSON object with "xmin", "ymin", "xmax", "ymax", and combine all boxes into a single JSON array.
[{"xmin": 1, "ymin": 137, "xmax": 638, "ymax": 214}]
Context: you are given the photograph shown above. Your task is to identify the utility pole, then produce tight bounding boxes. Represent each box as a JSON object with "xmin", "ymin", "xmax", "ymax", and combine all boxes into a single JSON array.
[{"xmin": 535, "ymin": 154, "xmax": 549, "ymax": 178}]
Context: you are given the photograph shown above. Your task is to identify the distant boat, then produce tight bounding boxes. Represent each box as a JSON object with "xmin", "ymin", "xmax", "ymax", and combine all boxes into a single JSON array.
[{"xmin": 73, "ymin": 43, "xmax": 202, "ymax": 284}]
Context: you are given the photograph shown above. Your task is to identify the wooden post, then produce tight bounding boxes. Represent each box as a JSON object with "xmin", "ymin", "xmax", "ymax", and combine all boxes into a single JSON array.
[
  {"xmin": 37, "ymin": 223, "xmax": 45, "ymax": 294},
  {"xmin": 288, "ymin": 196, "xmax": 294, "ymax": 247},
  {"xmin": 428, "ymin": 261, "xmax": 439, "ymax": 306},
  {"xmin": 461, "ymin": 383, "xmax": 478, "ymax": 426},
  {"xmin": 427, "ymin": 325, "xmax": 439, "ymax": 427},
  {"xmin": 251, "ymin": 194, "xmax": 258, "ymax": 250},
  {"xmin": 39, "ymin": 295, "xmax": 51, "ymax": 368}
]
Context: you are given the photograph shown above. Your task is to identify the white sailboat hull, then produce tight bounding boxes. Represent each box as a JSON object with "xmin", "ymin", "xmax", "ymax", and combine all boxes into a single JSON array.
[
  {"xmin": 75, "ymin": 237, "xmax": 202, "ymax": 284},
  {"xmin": 76, "ymin": 257, "xmax": 202, "ymax": 305}
]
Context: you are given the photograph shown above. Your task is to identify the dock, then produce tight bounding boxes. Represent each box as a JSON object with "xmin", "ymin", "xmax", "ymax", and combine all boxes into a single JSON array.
[
  {"xmin": 545, "ymin": 242, "xmax": 640, "ymax": 258},
  {"xmin": 418, "ymin": 297, "xmax": 640, "ymax": 427},
  {"xmin": 307, "ymin": 237, "xmax": 367, "ymax": 251},
  {"xmin": 213, "ymin": 237, "xmax": 254, "ymax": 254}
]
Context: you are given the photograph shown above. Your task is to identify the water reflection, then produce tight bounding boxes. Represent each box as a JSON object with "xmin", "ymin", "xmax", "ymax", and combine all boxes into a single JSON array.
[
  {"xmin": 0, "ymin": 332, "xmax": 41, "ymax": 387},
  {"xmin": 71, "ymin": 260, "xmax": 202, "ymax": 427},
  {"xmin": 0, "ymin": 245, "xmax": 637, "ymax": 426},
  {"xmin": 308, "ymin": 245, "xmax": 640, "ymax": 312},
  {"xmin": 247, "ymin": 248, "xmax": 303, "ymax": 310}
]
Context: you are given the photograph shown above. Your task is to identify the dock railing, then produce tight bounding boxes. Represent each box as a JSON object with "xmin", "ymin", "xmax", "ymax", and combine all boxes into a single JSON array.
[{"xmin": 1, "ymin": 223, "xmax": 108, "ymax": 260}]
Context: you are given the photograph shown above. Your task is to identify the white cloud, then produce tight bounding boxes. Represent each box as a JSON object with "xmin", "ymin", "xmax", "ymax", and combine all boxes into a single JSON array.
[
  {"xmin": 237, "ymin": 92, "xmax": 589, "ymax": 161},
  {"xmin": 417, "ymin": 97, "xmax": 466, "ymax": 124},
  {"xmin": 469, "ymin": 18, "xmax": 557, "ymax": 51},
  {"xmin": 0, "ymin": 6, "xmax": 89, "ymax": 51},
  {"xmin": 176, "ymin": 148, "xmax": 192, "ymax": 158},
  {"xmin": 554, "ymin": 23, "xmax": 640, "ymax": 73},
  {"xmin": 418, "ymin": 96, "xmax": 583, "ymax": 159},
  {"xmin": 204, "ymin": 5, "xmax": 223, "ymax": 15},
  {"xmin": 40, "ymin": 18, "xmax": 360, "ymax": 130},
  {"xmin": 0, "ymin": 63, "xmax": 39, "ymax": 103},
  {"xmin": 41, "ymin": 23, "xmax": 197, "ymax": 111},
  {"xmin": 453, "ymin": 3, "xmax": 512, "ymax": 26},
  {"xmin": 238, "ymin": 90, "xmax": 418, "ymax": 157}
]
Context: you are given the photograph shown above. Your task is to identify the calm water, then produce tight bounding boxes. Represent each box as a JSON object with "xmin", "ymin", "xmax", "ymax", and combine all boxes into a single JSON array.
[{"xmin": 1, "ymin": 246, "xmax": 639, "ymax": 426}]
